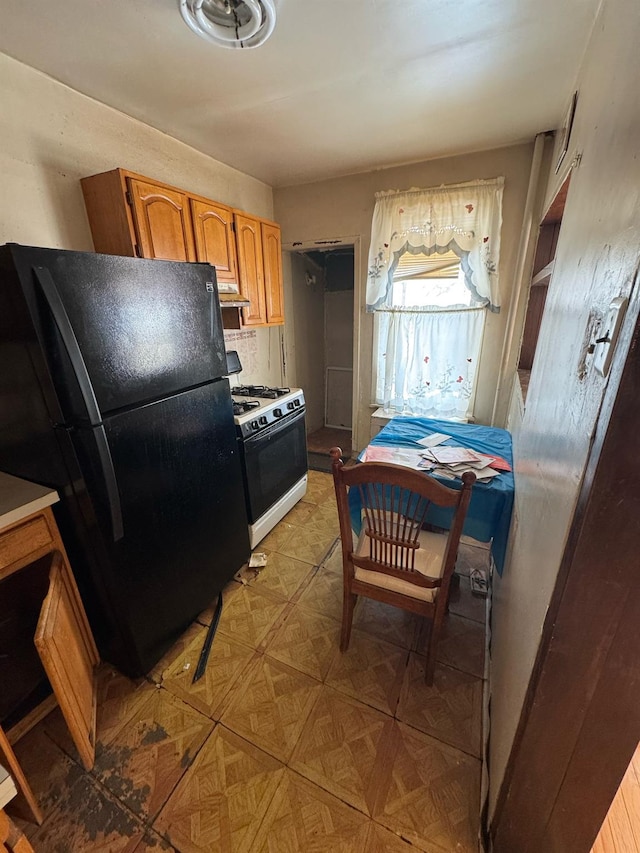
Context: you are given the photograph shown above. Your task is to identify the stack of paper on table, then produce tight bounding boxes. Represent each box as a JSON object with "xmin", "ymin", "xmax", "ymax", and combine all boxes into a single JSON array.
[
  {"xmin": 361, "ymin": 445, "xmax": 426, "ymax": 469},
  {"xmin": 420, "ymin": 446, "xmax": 503, "ymax": 483}
]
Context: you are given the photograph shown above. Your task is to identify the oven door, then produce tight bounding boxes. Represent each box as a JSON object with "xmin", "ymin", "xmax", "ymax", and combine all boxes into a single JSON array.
[{"xmin": 240, "ymin": 407, "xmax": 307, "ymax": 523}]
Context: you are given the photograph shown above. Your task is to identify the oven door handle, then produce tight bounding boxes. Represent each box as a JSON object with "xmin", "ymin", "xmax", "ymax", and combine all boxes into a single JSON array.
[{"xmin": 243, "ymin": 407, "xmax": 306, "ymax": 445}]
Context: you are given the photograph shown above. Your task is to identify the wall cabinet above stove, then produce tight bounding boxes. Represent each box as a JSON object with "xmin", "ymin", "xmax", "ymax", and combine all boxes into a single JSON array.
[
  {"xmin": 234, "ymin": 212, "xmax": 284, "ymax": 327},
  {"xmin": 81, "ymin": 168, "xmax": 283, "ymax": 327}
]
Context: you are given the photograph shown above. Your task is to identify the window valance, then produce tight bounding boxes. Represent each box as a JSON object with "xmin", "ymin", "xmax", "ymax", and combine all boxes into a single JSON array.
[{"xmin": 366, "ymin": 178, "xmax": 504, "ymax": 312}]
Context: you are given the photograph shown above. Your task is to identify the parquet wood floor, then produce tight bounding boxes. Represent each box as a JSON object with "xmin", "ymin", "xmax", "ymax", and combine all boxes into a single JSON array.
[{"xmin": 8, "ymin": 471, "xmax": 489, "ymax": 852}]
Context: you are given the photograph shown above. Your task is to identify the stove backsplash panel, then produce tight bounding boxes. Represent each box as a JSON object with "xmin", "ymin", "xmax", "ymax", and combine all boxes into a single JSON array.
[{"xmin": 224, "ymin": 327, "xmax": 284, "ymax": 388}]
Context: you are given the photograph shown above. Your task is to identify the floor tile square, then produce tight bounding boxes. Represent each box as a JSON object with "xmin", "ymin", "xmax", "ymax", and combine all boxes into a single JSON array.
[
  {"xmin": 304, "ymin": 501, "xmax": 340, "ymax": 534},
  {"xmin": 205, "ymin": 584, "xmax": 288, "ymax": 650},
  {"xmin": 252, "ymin": 769, "xmax": 371, "ymax": 852},
  {"xmin": 433, "ymin": 614, "xmax": 486, "ymax": 679},
  {"xmin": 353, "ymin": 597, "xmax": 421, "ymax": 651},
  {"xmin": 249, "ymin": 550, "xmax": 316, "ymax": 601},
  {"xmin": 396, "ymin": 654, "xmax": 483, "ymax": 758},
  {"xmin": 301, "ymin": 475, "xmax": 335, "ymax": 506},
  {"xmin": 265, "ymin": 603, "xmax": 340, "ymax": 680},
  {"xmin": 283, "ymin": 500, "xmax": 317, "ymax": 527},
  {"xmin": 326, "ymin": 629, "xmax": 408, "ymax": 715},
  {"xmin": 154, "ymin": 726, "xmax": 285, "ymax": 853},
  {"xmin": 277, "ymin": 526, "xmax": 338, "ymax": 565},
  {"xmin": 259, "ymin": 521, "xmax": 298, "ymax": 554},
  {"xmin": 221, "ymin": 655, "xmax": 322, "ymax": 762},
  {"xmin": 298, "ymin": 564, "xmax": 344, "ymax": 621},
  {"xmin": 290, "ymin": 686, "xmax": 396, "ymax": 816},
  {"xmin": 30, "ymin": 771, "xmax": 145, "ymax": 852},
  {"xmin": 160, "ymin": 627, "xmax": 257, "ymax": 719},
  {"xmin": 373, "ymin": 722, "xmax": 481, "ymax": 853},
  {"xmin": 93, "ymin": 688, "xmax": 213, "ymax": 821}
]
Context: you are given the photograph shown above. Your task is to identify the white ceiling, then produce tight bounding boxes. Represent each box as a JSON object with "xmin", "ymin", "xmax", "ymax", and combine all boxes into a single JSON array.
[{"xmin": 1, "ymin": 0, "xmax": 599, "ymax": 187}]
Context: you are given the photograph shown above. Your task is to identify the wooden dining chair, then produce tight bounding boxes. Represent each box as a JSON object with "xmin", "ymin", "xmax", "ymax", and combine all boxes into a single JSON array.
[{"xmin": 330, "ymin": 447, "xmax": 475, "ymax": 684}]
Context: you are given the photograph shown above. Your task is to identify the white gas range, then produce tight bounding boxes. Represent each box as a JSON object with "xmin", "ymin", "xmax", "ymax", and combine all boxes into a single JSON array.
[{"xmin": 230, "ymin": 381, "xmax": 308, "ymax": 549}]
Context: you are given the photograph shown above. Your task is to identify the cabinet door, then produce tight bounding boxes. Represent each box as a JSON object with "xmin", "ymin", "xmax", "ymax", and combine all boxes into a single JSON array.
[
  {"xmin": 34, "ymin": 555, "xmax": 98, "ymax": 771},
  {"xmin": 261, "ymin": 221, "xmax": 285, "ymax": 325},
  {"xmin": 127, "ymin": 179, "xmax": 196, "ymax": 262},
  {"xmin": 235, "ymin": 212, "xmax": 267, "ymax": 326},
  {"xmin": 190, "ymin": 198, "xmax": 238, "ymax": 284}
]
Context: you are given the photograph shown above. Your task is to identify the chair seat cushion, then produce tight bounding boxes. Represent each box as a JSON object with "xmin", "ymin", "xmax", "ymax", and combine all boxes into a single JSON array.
[{"xmin": 353, "ymin": 528, "xmax": 448, "ymax": 603}]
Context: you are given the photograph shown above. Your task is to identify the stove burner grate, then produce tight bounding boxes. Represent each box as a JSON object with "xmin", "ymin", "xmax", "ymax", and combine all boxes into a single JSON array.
[
  {"xmin": 232, "ymin": 399, "xmax": 261, "ymax": 415},
  {"xmin": 233, "ymin": 385, "xmax": 291, "ymax": 398}
]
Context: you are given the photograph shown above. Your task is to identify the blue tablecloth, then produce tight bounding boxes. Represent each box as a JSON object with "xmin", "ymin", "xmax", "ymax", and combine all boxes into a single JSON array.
[{"xmin": 354, "ymin": 416, "xmax": 515, "ymax": 575}]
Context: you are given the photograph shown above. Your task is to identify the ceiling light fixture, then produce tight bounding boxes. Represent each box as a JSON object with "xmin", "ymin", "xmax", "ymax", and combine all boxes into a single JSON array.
[{"xmin": 179, "ymin": 0, "xmax": 276, "ymax": 49}]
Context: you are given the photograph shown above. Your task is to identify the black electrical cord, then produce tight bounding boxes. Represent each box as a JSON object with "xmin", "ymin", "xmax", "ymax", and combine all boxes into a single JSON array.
[{"xmin": 192, "ymin": 591, "xmax": 223, "ymax": 683}]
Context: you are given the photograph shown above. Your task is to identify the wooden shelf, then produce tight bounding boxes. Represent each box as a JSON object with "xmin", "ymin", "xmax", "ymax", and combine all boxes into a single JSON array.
[{"xmin": 531, "ymin": 260, "xmax": 554, "ymax": 287}]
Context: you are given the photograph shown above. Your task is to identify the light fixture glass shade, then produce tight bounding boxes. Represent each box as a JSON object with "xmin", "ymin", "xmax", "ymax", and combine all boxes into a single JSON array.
[{"xmin": 179, "ymin": 0, "xmax": 276, "ymax": 49}]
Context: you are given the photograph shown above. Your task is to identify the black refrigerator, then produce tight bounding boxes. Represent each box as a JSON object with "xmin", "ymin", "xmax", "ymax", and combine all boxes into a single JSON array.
[{"xmin": 0, "ymin": 244, "xmax": 250, "ymax": 677}]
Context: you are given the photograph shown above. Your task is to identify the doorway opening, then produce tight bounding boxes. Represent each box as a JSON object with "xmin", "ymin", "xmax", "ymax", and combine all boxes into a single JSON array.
[{"xmin": 288, "ymin": 246, "xmax": 355, "ymax": 470}]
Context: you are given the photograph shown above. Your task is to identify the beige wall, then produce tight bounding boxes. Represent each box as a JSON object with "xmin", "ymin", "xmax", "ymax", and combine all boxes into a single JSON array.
[
  {"xmin": 489, "ymin": 0, "xmax": 640, "ymax": 816},
  {"xmin": 0, "ymin": 51, "xmax": 281, "ymax": 386},
  {"xmin": 274, "ymin": 143, "xmax": 534, "ymax": 449}
]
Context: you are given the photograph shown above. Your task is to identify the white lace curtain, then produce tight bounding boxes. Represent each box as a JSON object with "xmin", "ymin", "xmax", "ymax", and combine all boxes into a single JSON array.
[
  {"xmin": 366, "ymin": 178, "xmax": 504, "ymax": 312},
  {"xmin": 374, "ymin": 308, "xmax": 486, "ymax": 421}
]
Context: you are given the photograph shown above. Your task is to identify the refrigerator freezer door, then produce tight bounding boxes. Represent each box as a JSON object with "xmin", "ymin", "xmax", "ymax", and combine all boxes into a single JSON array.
[
  {"xmin": 9, "ymin": 245, "xmax": 227, "ymax": 420},
  {"xmin": 71, "ymin": 379, "xmax": 250, "ymax": 676}
]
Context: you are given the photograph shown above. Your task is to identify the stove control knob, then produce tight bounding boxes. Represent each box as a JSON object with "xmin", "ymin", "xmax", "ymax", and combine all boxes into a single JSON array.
[
  {"xmin": 259, "ymin": 415, "xmax": 268, "ymax": 425},
  {"xmin": 250, "ymin": 420, "xmax": 259, "ymax": 430},
  {"xmin": 273, "ymin": 407, "xmax": 283, "ymax": 418},
  {"xmin": 287, "ymin": 401, "xmax": 295, "ymax": 410},
  {"xmin": 294, "ymin": 399, "xmax": 301, "ymax": 407}
]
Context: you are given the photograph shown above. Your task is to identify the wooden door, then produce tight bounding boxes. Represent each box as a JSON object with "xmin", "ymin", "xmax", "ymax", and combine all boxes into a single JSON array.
[
  {"xmin": 190, "ymin": 198, "xmax": 238, "ymax": 284},
  {"xmin": 34, "ymin": 555, "xmax": 98, "ymax": 771},
  {"xmin": 127, "ymin": 179, "xmax": 196, "ymax": 262},
  {"xmin": 261, "ymin": 221, "xmax": 285, "ymax": 325},
  {"xmin": 234, "ymin": 212, "xmax": 267, "ymax": 326}
]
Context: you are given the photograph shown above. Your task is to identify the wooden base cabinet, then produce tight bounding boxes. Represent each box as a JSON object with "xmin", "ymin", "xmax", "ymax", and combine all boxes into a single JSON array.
[
  {"xmin": 234, "ymin": 212, "xmax": 284, "ymax": 326},
  {"xmin": 0, "ymin": 500, "xmax": 99, "ymax": 826}
]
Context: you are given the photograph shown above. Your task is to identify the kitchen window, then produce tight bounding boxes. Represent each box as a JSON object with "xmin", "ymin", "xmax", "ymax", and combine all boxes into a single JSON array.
[
  {"xmin": 366, "ymin": 179, "xmax": 504, "ymax": 422},
  {"xmin": 373, "ymin": 249, "xmax": 486, "ymax": 421}
]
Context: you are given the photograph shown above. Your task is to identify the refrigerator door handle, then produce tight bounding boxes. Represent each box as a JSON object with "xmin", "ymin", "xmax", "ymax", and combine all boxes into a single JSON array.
[
  {"xmin": 33, "ymin": 265, "xmax": 102, "ymax": 427},
  {"xmin": 34, "ymin": 266, "xmax": 124, "ymax": 542},
  {"xmin": 94, "ymin": 424, "xmax": 125, "ymax": 542}
]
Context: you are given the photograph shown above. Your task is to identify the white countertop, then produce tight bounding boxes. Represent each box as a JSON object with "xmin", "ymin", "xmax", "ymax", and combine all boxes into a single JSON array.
[{"xmin": 0, "ymin": 471, "xmax": 59, "ymax": 532}]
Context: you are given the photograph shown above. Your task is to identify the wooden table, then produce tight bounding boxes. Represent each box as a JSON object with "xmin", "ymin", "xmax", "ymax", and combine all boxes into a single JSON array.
[
  {"xmin": 0, "ymin": 472, "xmax": 98, "ymax": 825},
  {"xmin": 360, "ymin": 416, "xmax": 515, "ymax": 575}
]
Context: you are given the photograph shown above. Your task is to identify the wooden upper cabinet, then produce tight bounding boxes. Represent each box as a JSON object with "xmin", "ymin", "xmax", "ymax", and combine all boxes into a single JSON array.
[
  {"xmin": 81, "ymin": 169, "xmax": 285, "ymax": 327},
  {"xmin": 261, "ymin": 221, "xmax": 284, "ymax": 325},
  {"xmin": 235, "ymin": 212, "xmax": 267, "ymax": 326},
  {"xmin": 126, "ymin": 178, "xmax": 195, "ymax": 262},
  {"xmin": 190, "ymin": 198, "xmax": 238, "ymax": 284}
]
